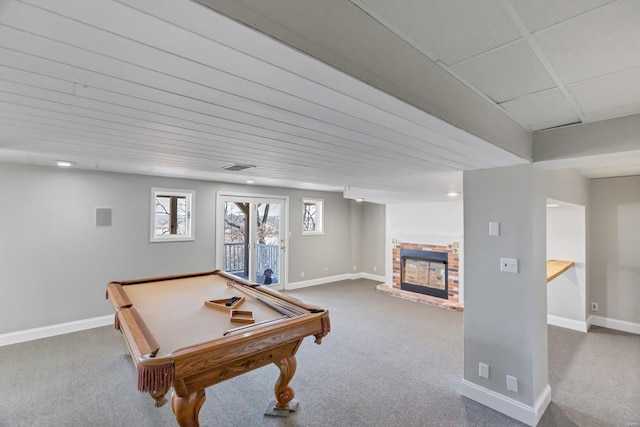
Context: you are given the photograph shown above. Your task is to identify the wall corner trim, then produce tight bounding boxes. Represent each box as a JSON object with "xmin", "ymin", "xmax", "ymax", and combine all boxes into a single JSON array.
[
  {"xmin": 0, "ymin": 315, "xmax": 113, "ymax": 347},
  {"xmin": 460, "ymin": 380, "xmax": 551, "ymax": 426}
]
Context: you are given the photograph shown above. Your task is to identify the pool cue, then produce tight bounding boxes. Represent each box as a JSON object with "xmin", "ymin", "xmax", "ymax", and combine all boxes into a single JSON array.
[
  {"xmin": 256, "ymin": 297, "xmax": 298, "ymax": 318},
  {"xmin": 223, "ymin": 316, "xmax": 288, "ymax": 336},
  {"xmin": 227, "ymin": 281, "xmax": 305, "ymax": 317},
  {"xmin": 250, "ymin": 286, "xmax": 306, "ymax": 315},
  {"xmin": 264, "ymin": 298, "xmax": 305, "ymax": 316}
]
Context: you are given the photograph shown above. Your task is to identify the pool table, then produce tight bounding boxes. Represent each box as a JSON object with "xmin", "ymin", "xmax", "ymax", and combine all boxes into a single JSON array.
[{"xmin": 106, "ymin": 270, "xmax": 330, "ymax": 427}]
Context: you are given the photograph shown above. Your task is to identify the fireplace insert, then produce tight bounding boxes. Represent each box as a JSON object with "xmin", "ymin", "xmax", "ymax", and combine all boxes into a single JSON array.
[{"xmin": 400, "ymin": 249, "xmax": 448, "ymax": 299}]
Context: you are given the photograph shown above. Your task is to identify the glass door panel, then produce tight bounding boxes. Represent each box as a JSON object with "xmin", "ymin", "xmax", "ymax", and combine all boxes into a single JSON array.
[
  {"xmin": 222, "ymin": 201, "xmax": 248, "ymax": 279},
  {"xmin": 255, "ymin": 201, "xmax": 281, "ymax": 286}
]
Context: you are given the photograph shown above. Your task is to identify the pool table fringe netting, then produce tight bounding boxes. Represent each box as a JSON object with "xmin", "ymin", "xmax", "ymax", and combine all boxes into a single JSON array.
[{"xmin": 137, "ymin": 359, "xmax": 175, "ymax": 403}]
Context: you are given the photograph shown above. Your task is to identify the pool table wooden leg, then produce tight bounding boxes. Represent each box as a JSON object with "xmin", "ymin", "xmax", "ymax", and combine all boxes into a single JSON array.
[
  {"xmin": 171, "ymin": 389, "xmax": 206, "ymax": 427},
  {"xmin": 273, "ymin": 355, "xmax": 297, "ymax": 409}
]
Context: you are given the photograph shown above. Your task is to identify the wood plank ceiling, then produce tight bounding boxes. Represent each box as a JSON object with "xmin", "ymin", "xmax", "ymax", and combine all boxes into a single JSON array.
[
  {"xmin": 1, "ymin": 0, "xmax": 639, "ymax": 201},
  {"xmin": 0, "ymin": 0, "xmax": 524, "ymax": 202}
]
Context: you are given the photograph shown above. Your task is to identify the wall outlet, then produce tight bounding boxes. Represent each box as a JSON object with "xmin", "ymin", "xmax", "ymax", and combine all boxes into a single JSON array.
[
  {"xmin": 479, "ymin": 363, "xmax": 489, "ymax": 379},
  {"xmin": 506, "ymin": 375, "xmax": 518, "ymax": 393},
  {"xmin": 353, "ymin": 265, "xmax": 356, "ymax": 271},
  {"xmin": 373, "ymin": 266, "xmax": 377, "ymax": 272},
  {"xmin": 591, "ymin": 302, "xmax": 599, "ymax": 312},
  {"xmin": 324, "ymin": 267, "xmax": 328, "ymax": 273},
  {"xmin": 301, "ymin": 272, "xmax": 304, "ymax": 278}
]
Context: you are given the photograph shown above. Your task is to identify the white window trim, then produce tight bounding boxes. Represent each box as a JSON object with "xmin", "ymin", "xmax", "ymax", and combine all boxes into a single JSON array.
[
  {"xmin": 150, "ymin": 187, "xmax": 195, "ymax": 242},
  {"xmin": 302, "ymin": 198, "xmax": 324, "ymax": 235}
]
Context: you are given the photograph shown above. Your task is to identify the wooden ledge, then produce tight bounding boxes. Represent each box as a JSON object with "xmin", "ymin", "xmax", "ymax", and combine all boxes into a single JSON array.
[{"xmin": 546, "ymin": 260, "xmax": 575, "ymax": 282}]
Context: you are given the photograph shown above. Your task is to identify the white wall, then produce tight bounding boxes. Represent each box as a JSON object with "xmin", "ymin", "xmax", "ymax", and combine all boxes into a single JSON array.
[
  {"xmin": 386, "ymin": 200, "xmax": 463, "ymax": 236},
  {"xmin": 461, "ymin": 165, "xmax": 549, "ymax": 426},
  {"xmin": 360, "ymin": 202, "xmax": 386, "ymax": 276},
  {"xmin": 0, "ymin": 163, "xmax": 364, "ymax": 335},
  {"xmin": 545, "ymin": 169, "xmax": 589, "ymax": 206},
  {"xmin": 286, "ymin": 190, "xmax": 362, "ymax": 283},
  {"xmin": 546, "ymin": 204, "xmax": 586, "ymax": 331},
  {"xmin": 589, "ymin": 176, "xmax": 640, "ymax": 329},
  {"xmin": 385, "ymin": 200, "xmax": 463, "ymax": 287}
]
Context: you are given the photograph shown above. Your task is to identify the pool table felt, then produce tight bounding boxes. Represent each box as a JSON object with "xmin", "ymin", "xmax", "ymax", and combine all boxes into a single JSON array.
[{"xmin": 120, "ymin": 274, "xmax": 303, "ymax": 355}]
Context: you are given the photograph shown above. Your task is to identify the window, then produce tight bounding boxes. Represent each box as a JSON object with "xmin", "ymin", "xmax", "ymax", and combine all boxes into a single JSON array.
[
  {"xmin": 150, "ymin": 188, "xmax": 194, "ymax": 242},
  {"xmin": 302, "ymin": 198, "xmax": 323, "ymax": 235}
]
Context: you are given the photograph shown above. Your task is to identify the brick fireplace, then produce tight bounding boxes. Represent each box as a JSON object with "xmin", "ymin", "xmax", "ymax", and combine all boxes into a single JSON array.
[{"xmin": 392, "ymin": 241, "xmax": 460, "ymax": 304}]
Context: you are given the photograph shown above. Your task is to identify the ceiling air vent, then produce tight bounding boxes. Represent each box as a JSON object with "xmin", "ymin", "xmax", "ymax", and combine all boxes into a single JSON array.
[{"xmin": 221, "ymin": 164, "xmax": 255, "ymax": 172}]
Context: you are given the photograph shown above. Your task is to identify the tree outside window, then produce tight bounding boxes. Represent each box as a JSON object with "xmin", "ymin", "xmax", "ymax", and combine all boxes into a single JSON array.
[
  {"xmin": 302, "ymin": 199, "xmax": 323, "ymax": 235},
  {"xmin": 150, "ymin": 188, "xmax": 194, "ymax": 242}
]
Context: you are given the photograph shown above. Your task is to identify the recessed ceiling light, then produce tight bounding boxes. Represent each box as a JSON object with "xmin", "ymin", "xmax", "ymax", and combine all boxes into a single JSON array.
[
  {"xmin": 56, "ymin": 160, "xmax": 74, "ymax": 167},
  {"xmin": 246, "ymin": 179, "xmax": 255, "ymax": 184},
  {"xmin": 447, "ymin": 192, "xmax": 459, "ymax": 197},
  {"xmin": 355, "ymin": 198, "xmax": 364, "ymax": 202},
  {"xmin": 546, "ymin": 204, "xmax": 560, "ymax": 208}
]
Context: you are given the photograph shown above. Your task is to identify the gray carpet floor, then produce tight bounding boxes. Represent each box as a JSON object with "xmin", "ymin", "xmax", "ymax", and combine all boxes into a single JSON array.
[{"xmin": 0, "ymin": 279, "xmax": 638, "ymax": 426}]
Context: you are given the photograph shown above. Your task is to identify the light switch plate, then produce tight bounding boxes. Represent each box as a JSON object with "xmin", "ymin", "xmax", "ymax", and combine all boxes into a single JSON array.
[{"xmin": 489, "ymin": 221, "xmax": 500, "ymax": 236}]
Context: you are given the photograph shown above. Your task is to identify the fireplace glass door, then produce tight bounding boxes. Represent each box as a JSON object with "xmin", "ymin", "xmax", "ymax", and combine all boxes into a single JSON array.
[
  {"xmin": 403, "ymin": 258, "xmax": 446, "ymax": 291},
  {"xmin": 400, "ymin": 249, "xmax": 449, "ymax": 299}
]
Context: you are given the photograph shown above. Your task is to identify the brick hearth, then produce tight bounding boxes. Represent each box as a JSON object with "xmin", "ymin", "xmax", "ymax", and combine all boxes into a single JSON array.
[{"xmin": 376, "ymin": 284, "xmax": 463, "ymax": 311}]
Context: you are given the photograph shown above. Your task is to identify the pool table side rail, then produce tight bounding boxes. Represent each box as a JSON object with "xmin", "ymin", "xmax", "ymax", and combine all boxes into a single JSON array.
[
  {"xmin": 115, "ymin": 307, "xmax": 160, "ymax": 359},
  {"xmin": 111, "ymin": 270, "xmax": 221, "ymax": 287},
  {"xmin": 106, "ymin": 281, "xmax": 132, "ymax": 312}
]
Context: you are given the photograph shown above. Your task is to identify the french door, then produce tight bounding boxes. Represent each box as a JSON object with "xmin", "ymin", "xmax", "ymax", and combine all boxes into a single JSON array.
[{"xmin": 216, "ymin": 193, "xmax": 287, "ymax": 290}]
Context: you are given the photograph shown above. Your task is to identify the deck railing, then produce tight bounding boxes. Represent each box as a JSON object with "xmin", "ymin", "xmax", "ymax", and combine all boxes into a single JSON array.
[{"xmin": 223, "ymin": 243, "xmax": 280, "ymax": 281}]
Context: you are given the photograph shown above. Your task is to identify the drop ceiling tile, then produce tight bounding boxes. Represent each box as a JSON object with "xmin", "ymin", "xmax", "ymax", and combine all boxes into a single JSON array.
[
  {"xmin": 534, "ymin": 0, "xmax": 640, "ymax": 84},
  {"xmin": 568, "ymin": 66, "xmax": 640, "ymax": 121},
  {"xmin": 451, "ymin": 39, "xmax": 555, "ymax": 103},
  {"xmin": 500, "ymin": 88, "xmax": 580, "ymax": 131},
  {"xmin": 351, "ymin": 0, "xmax": 520, "ymax": 66},
  {"xmin": 511, "ymin": 0, "xmax": 615, "ymax": 32}
]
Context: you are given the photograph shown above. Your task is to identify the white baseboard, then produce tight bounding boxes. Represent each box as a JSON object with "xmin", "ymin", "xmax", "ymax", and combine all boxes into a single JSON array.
[
  {"xmin": 286, "ymin": 272, "xmax": 385, "ymax": 290},
  {"xmin": 0, "ymin": 315, "xmax": 113, "ymax": 347},
  {"xmin": 547, "ymin": 315, "xmax": 588, "ymax": 332},
  {"xmin": 460, "ymin": 380, "xmax": 551, "ymax": 426},
  {"xmin": 287, "ymin": 273, "xmax": 353, "ymax": 289},
  {"xmin": 358, "ymin": 272, "xmax": 386, "ymax": 282},
  {"xmin": 588, "ymin": 315, "xmax": 640, "ymax": 335}
]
